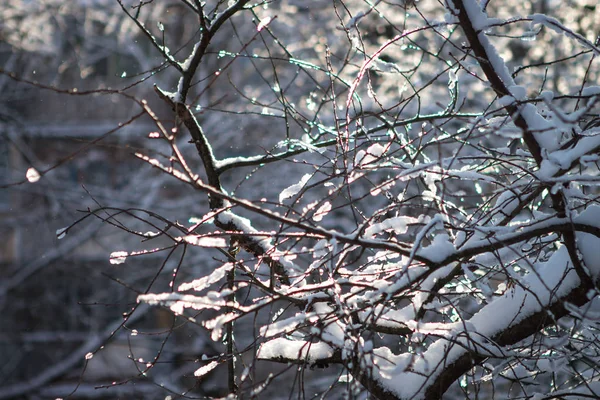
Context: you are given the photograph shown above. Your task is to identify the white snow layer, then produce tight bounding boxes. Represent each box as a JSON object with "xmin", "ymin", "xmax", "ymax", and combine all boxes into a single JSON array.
[
  {"xmin": 178, "ymin": 263, "xmax": 234, "ymax": 292},
  {"xmin": 194, "ymin": 360, "xmax": 219, "ymax": 377},
  {"xmin": 257, "ymin": 338, "xmax": 334, "ymax": 362},
  {"xmin": 279, "ymin": 173, "xmax": 311, "ymax": 203},
  {"xmin": 361, "ymin": 205, "xmax": 600, "ymax": 399},
  {"xmin": 364, "ymin": 216, "xmax": 417, "ymax": 238}
]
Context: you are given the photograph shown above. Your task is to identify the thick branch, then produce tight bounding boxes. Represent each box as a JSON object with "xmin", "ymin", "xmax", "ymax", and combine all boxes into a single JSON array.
[
  {"xmin": 452, "ymin": 0, "xmax": 595, "ymax": 298},
  {"xmin": 422, "ymin": 284, "xmax": 591, "ymax": 400},
  {"xmin": 154, "ymin": 90, "xmax": 293, "ymax": 284},
  {"xmin": 178, "ymin": 0, "xmax": 251, "ymax": 102},
  {"xmin": 452, "ymin": 0, "xmax": 544, "ymax": 165},
  {"xmin": 155, "ymin": 85, "xmax": 222, "ymax": 206}
]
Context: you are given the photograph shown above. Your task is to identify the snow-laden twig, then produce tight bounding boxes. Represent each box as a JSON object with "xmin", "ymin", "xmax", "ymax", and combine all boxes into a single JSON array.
[{"xmin": 530, "ymin": 14, "xmax": 600, "ymax": 56}]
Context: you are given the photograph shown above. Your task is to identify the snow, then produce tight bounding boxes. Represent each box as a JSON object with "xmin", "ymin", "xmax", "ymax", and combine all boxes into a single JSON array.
[
  {"xmin": 416, "ymin": 265, "xmax": 456, "ymax": 311},
  {"xmin": 312, "ymin": 302, "xmax": 345, "ymax": 347},
  {"xmin": 205, "ymin": 312, "xmax": 237, "ymax": 341},
  {"xmin": 363, "ymin": 216, "xmax": 417, "ymax": 238},
  {"xmin": 137, "ymin": 292, "xmax": 229, "ymax": 315},
  {"xmin": 371, "ymin": 58, "xmax": 401, "ymax": 73},
  {"xmin": 406, "ymin": 214, "xmax": 445, "ymax": 267},
  {"xmin": 538, "ymin": 133, "xmax": 600, "ymax": 179},
  {"xmin": 257, "ymin": 338, "xmax": 334, "ymax": 362},
  {"xmin": 215, "ymin": 208, "xmax": 303, "ymax": 281},
  {"xmin": 26, "ymin": 167, "xmax": 41, "ymax": 183},
  {"xmin": 479, "ymin": 116, "xmax": 521, "ymax": 138},
  {"xmin": 194, "ymin": 361, "xmax": 219, "ymax": 378},
  {"xmin": 345, "ymin": 11, "xmax": 366, "ymax": 28},
  {"xmin": 340, "ymin": 202, "xmax": 600, "ymax": 398},
  {"xmin": 256, "ymin": 16, "xmax": 272, "ymax": 32},
  {"xmin": 259, "ymin": 312, "xmax": 315, "ymax": 338},
  {"xmin": 416, "ymin": 234, "xmax": 456, "ymax": 264},
  {"xmin": 582, "ymin": 86, "xmax": 600, "ymax": 97},
  {"xmin": 178, "ymin": 263, "xmax": 234, "ymax": 292},
  {"xmin": 530, "ymin": 14, "xmax": 600, "ymax": 56},
  {"xmin": 508, "ymin": 85, "xmax": 526, "ymax": 100},
  {"xmin": 493, "ymin": 189, "xmax": 521, "ymax": 219},
  {"xmin": 355, "ymin": 143, "xmax": 387, "ymax": 167},
  {"xmin": 448, "ymin": 169, "xmax": 496, "ymax": 182},
  {"xmin": 365, "ymin": 264, "xmax": 429, "ymax": 304},
  {"xmin": 344, "ymin": 0, "xmax": 382, "ymax": 28},
  {"xmin": 540, "ymin": 90, "xmax": 554, "ymax": 101},
  {"xmin": 109, "ymin": 251, "xmax": 128, "ymax": 265},
  {"xmin": 313, "ymin": 239, "xmax": 329, "ymax": 258},
  {"xmin": 56, "ymin": 228, "xmax": 68, "ymax": 240},
  {"xmin": 448, "ymin": 69, "xmax": 458, "ymax": 88},
  {"xmin": 459, "ymin": 0, "xmax": 560, "ymax": 151},
  {"xmin": 312, "ymin": 201, "xmax": 332, "ymax": 222},
  {"xmin": 461, "ymin": 0, "xmax": 488, "ymax": 31},
  {"xmin": 217, "ymin": 211, "xmax": 273, "ymax": 251},
  {"xmin": 469, "ymin": 246, "xmax": 577, "ymax": 335},
  {"xmin": 575, "ymin": 206, "xmax": 600, "ymax": 277},
  {"xmin": 80, "ymin": 2, "xmax": 600, "ymax": 398},
  {"xmin": 546, "ymin": 102, "xmax": 592, "ymax": 133},
  {"xmin": 366, "ymin": 244, "xmax": 585, "ymax": 399},
  {"xmin": 536, "ymin": 382, "xmax": 600, "ymax": 399},
  {"xmin": 180, "ymin": 234, "xmax": 227, "ymax": 248},
  {"xmin": 173, "ymin": 78, "xmax": 184, "ymax": 103},
  {"xmin": 180, "ymin": 42, "xmax": 200, "ymax": 71},
  {"xmin": 278, "ymin": 173, "xmax": 311, "ymax": 203}
]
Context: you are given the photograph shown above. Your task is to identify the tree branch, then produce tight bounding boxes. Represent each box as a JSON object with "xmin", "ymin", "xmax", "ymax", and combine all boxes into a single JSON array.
[{"xmin": 451, "ymin": 0, "xmax": 595, "ymax": 297}]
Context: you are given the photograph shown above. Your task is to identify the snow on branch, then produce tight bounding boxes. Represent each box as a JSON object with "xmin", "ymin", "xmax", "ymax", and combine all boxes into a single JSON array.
[
  {"xmin": 352, "ymin": 241, "xmax": 599, "ymax": 399},
  {"xmin": 257, "ymin": 338, "xmax": 339, "ymax": 365},
  {"xmin": 450, "ymin": 0, "xmax": 560, "ymax": 156},
  {"xmin": 450, "ymin": 0, "xmax": 596, "ymax": 305},
  {"xmin": 530, "ymin": 14, "xmax": 600, "ymax": 56}
]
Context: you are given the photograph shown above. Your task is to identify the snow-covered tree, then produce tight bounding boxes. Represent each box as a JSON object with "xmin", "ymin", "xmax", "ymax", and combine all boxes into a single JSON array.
[{"xmin": 3, "ymin": 0, "xmax": 600, "ymax": 399}]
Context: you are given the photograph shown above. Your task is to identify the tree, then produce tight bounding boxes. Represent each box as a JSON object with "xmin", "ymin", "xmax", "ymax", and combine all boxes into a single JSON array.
[{"xmin": 2, "ymin": 0, "xmax": 600, "ymax": 399}]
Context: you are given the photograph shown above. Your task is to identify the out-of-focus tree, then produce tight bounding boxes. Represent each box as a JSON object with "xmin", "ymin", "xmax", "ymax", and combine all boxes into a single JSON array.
[{"xmin": 2, "ymin": 0, "xmax": 600, "ymax": 399}]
